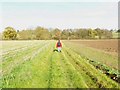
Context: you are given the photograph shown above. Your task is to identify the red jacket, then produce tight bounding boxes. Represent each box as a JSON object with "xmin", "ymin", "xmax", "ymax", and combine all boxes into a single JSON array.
[{"xmin": 56, "ymin": 42, "xmax": 62, "ymax": 47}]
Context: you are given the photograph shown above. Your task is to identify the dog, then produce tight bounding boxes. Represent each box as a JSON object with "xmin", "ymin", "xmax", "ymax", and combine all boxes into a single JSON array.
[{"xmin": 53, "ymin": 49, "xmax": 58, "ymax": 52}]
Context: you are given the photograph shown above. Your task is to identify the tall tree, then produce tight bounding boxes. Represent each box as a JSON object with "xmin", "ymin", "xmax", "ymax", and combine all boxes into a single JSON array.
[
  {"xmin": 3, "ymin": 27, "xmax": 17, "ymax": 40},
  {"xmin": 35, "ymin": 26, "xmax": 51, "ymax": 40},
  {"xmin": 50, "ymin": 28, "xmax": 61, "ymax": 40},
  {"xmin": 95, "ymin": 28, "xmax": 103, "ymax": 39}
]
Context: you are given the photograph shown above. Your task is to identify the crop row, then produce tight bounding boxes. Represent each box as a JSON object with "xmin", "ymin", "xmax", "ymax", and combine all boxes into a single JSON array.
[
  {"xmin": 62, "ymin": 44, "xmax": 119, "ymax": 88},
  {"xmin": 2, "ymin": 41, "xmax": 54, "ymax": 88},
  {"xmin": 2, "ymin": 41, "xmax": 120, "ymax": 88},
  {"xmin": 2, "ymin": 41, "xmax": 50, "ymax": 76}
]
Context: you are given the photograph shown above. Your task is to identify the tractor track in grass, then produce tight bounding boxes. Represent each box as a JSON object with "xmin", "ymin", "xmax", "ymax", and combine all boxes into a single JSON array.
[
  {"xmin": 61, "ymin": 48, "xmax": 97, "ymax": 88},
  {"xmin": 48, "ymin": 49, "xmax": 68, "ymax": 88},
  {"xmin": 40, "ymin": 42, "xmax": 88, "ymax": 88},
  {"xmin": 58, "ymin": 52, "xmax": 75, "ymax": 88},
  {"xmin": 63, "ymin": 47, "xmax": 99, "ymax": 88},
  {"xmin": 58, "ymin": 48, "xmax": 88, "ymax": 88},
  {"xmin": 61, "ymin": 49, "xmax": 89, "ymax": 88},
  {"xmin": 63, "ymin": 46, "xmax": 98, "ymax": 87},
  {"xmin": 48, "ymin": 42, "xmax": 88, "ymax": 88},
  {"xmin": 48, "ymin": 52, "xmax": 53, "ymax": 88},
  {"xmin": 59, "ymin": 53, "xmax": 75, "ymax": 87}
]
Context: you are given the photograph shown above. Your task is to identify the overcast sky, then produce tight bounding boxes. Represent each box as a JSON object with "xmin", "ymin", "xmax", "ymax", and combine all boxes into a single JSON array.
[{"xmin": 0, "ymin": 1, "xmax": 118, "ymax": 32}]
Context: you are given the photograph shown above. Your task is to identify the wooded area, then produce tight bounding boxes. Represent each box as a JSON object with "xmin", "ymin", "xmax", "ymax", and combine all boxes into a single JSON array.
[{"xmin": 1, "ymin": 26, "xmax": 120, "ymax": 40}]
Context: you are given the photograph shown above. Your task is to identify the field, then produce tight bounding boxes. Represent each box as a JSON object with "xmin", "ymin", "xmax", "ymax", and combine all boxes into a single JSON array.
[
  {"xmin": 63, "ymin": 39, "xmax": 119, "ymax": 70},
  {"xmin": 1, "ymin": 40, "xmax": 119, "ymax": 88},
  {"xmin": 66, "ymin": 39, "xmax": 118, "ymax": 53}
]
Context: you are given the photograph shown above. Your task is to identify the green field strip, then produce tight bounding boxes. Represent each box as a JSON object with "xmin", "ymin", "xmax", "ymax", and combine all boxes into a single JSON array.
[
  {"xmin": 2, "ymin": 41, "xmax": 39, "ymax": 51},
  {"xmin": 3, "ymin": 41, "xmax": 48, "ymax": 61},
  {"xmin": 1, "ymin": 41, "xmax": 48, "ymax": 60},
  {"xmin": 2, "ymin": 42, "xmax": 53, "ymax": 88},
  {"xmin": 63, "ymin": 45, "xmax": 119, "ymax": 88},
  {"xmin": 2, "ymin": 40, "xmax": 119, "ymax": 88},
  {"xmin": 47, "ymin": 41, "xmax": 69, "ymax": 88},
  {"xmin": 48, "ymin": 51, "xmax": 70, "ymax": 88},
  {"xmin": 2, "ymin": 43, "xmax": 41, "ymax": 66},
  {"xmin": 2, "ymin": 41, "xmax": 50, "ymax": 76},
  {"xmin": 62, "ymin": 46, "xmax": 98, "ymax": 88},
  {"xmin": 1, "ymin": 41, "xmax": 39, "ymax": 55},
  {"xmin": 2, "ymin": 41, "xmax": 48, "ymax": 59},
  {"xmin": 2, "ymin": 45, "xmax": 43, "ymax": 75},
  {"xmin": 23, "ymin": 43, "xmax": 53, "ymax": 88},
  {"xmin": 59, "ymin": 53, "xmax": 76, "ymax": 88},
  {"xmin": 2, "ymin": 43, "xmax": 33, "ymax": 55},
  {"xmin": 63, "ymin": 41, "xmax": 118, "ymax": 70},
  {"xmin": 60, "ymin": 49, "xmax": 88, "ymax": 88}
]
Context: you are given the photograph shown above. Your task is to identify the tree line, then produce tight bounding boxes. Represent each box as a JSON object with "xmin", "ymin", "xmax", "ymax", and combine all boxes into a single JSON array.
[{"xmin": 1, "ymin": 26, "xmax": 119, "ymax": 40}]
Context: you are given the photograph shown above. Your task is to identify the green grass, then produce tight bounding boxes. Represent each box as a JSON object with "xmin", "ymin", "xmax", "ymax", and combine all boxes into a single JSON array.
[{"xmin": 1, "ymin": 40, "xmax": 119, "ymax": 88}]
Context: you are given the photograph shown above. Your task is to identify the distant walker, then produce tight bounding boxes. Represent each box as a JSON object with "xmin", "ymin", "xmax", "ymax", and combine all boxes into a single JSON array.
[{"xmin": 56, "ymin": 40, "xmax": 62, "ymax": 52}]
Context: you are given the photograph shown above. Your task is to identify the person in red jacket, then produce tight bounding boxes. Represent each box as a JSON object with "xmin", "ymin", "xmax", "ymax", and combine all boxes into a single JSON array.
[{"xmin": 56, "ymin": 40, "xmax": 62, "ymax": 52}]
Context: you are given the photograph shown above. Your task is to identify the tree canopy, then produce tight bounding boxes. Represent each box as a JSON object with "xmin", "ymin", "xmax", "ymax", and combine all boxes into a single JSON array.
[
  {"xmin": 2, "ymin": 26, "xmax": 115, "ymax": 40},
  {"xmin": 3, "ymin": 27, "xmax": 17, "ymax": 40}
]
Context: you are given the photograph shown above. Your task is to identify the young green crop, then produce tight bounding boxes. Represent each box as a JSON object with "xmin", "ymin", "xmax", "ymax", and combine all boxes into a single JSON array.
[{"xmin": 1, "ymin": 40, "xmax": 120, "ymax": 88}]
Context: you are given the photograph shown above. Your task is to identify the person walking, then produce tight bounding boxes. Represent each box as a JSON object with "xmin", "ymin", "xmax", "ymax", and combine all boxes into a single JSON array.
[{"xmin": 56, "ymin": 40, "xmax": 62, "ymax": 52}]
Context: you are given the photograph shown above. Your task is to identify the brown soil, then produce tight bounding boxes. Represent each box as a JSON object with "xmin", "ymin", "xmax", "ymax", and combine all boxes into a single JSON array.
[{"xmin": 66, "ymin": 39, "xmax": 119, "ymax": 54}]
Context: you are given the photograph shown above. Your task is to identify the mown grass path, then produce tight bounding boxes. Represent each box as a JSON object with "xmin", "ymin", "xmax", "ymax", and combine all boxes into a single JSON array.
[{"xmin": 1, "ymin": 40, "xmax": 119, "ymax": 88}]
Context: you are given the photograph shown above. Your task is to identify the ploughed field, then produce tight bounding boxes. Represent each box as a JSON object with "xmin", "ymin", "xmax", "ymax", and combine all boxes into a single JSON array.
[
  {"xmin": 1, "ymin": 40, "xmax": 119, "ymax": 88},
  {"xmin": 66, "ymin": 39, "xmax": 119, "ymax": 53}
]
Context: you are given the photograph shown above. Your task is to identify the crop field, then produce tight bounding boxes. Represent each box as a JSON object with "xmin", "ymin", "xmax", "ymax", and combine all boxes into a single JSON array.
[
  {"xmin": 1, "ymin": 40, "xmax": 120, "ymax": 88},
  {"xmin": 63, "ymin": 40, "xmax": 119, "ymax": 70}
]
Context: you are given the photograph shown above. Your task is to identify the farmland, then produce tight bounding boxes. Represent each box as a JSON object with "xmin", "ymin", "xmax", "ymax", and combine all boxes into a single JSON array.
[
  {"xmin": 65, "ymin": 39, "xmax": 119, "ymax": 53},
  {"xmin": 63, "ymin": 39, "xmax": 119, "ymax": 70},
  {"xmin": 1, "ymin": 40, "xmax": 119, "ymax": 88}
]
